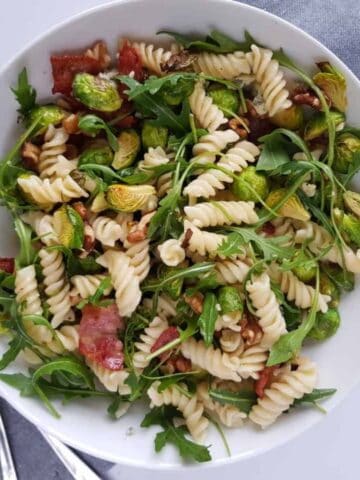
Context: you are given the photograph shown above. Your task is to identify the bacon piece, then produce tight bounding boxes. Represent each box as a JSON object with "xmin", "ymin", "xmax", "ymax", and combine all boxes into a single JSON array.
[
  {"xmin": 21, "ymin": 142, "xmax": 40, "ymax": 171},
  {"xmin": 50, "ymin": 54, "xmax": 103, "ymax": 96},
  {"xmin": 118, "ymin": 41, "xmax": 144, "ymax": 82},
  {"xmin": 181, "ymin": 228, "xmax": 193, "ymax": 249},
  {"xmin": 0, "ymin": 258, "xmax": 15, "ymax": 274},
  {"xmin": 116, "ymin": 115, "xmax": 138, "ymax": 128},
  {"xmin": 161, "ymin": 354, "xmax": 192, "ymax": 374},
  {"xmin": 240, "ymin": 312, "xmax": 263, "ymax": 346},
  {"xmin": 255, "ymin": 366, "xmax": 277, "ymax": 398},
  {"xmin": 79, "ymin": 304, "xmax": 124, "ymax": 371},
  {"xmin": 150, "ymin": 326, "xmax": 179, "ymax": 354}
]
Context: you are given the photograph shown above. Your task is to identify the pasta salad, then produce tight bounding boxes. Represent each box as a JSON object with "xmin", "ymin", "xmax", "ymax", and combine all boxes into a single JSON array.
[{"xmin": 0, "ymin": 29, "xmax": 358, "ymax": 462}]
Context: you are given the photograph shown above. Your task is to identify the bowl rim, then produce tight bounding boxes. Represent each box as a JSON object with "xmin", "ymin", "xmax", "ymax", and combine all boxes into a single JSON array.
[{"xmin": 1, "ymin": 0, "xmax": 360, "ymax": 469}]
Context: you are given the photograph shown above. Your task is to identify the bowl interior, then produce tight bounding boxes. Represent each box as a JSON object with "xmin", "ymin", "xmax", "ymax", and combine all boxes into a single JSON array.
[{"xmin": 0, "ymin": 0, "xmax": 359, "ymax": 468}]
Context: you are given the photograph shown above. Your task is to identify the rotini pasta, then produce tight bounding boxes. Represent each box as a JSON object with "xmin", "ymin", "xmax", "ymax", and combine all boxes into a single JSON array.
[
  {"xmin": 191, "ymin": 130, "xmax": 239, "ymax": 165},
  {"xmin": 131, "ymin": 42, "xmax": 174, "ymax": 75},
  {"xmin": 21, "ymin": 211, "xmax": 58, "ymax": 246},
  {"xmin": 183, "ymin": 220, "xmax": 226, "ymax": 257},
  {"xmin": 236, "ymin": 345, "xmax": 268, "ymax": 380},
  {"xmin": 189, "ymin": 81, "xmax": 227, "ymax": 132},
  {"xmin": 92, "ymin": 215, "xmax": 123, "ymax": 247},
  {"xmin": 70, "ymin": 274, "xmax": 113, "ymax": 299},
  {"xmin": 15, "ymin": 265, "xmax": 43, "ymax": 315},
  {"xmin": 219, "ymin": 329, "xmax": 244, "ymax": 353},
  {"xmin": 56, "ymin": 325, "xmax": 80, "ymax": 352},
  {"xmin": 184, "ymin": 200, "xmax": 258, "ymax": 227},
  {"xmin": 87, "ymin": 359, "xmax": 131, "ymax": 395},
  {"xmin": 215, "ymin": 311, "xmax": 242, "ymax": 332},
  {"xmin": 158, "ymin": 239, "xmax": 185, "ymax": 266},
  {"xmin": 133, "ymin": 316, "xmax": 168, "ymax": 370},
  {"xmin": 194, "ymin": 51, "xmax": 251, "ymax": 79},
  {"xmin": 39, "ymin": 125, "xmax": 77, "ymax": 179},
  {"xmin": 215, "ymin": 259, "xmax": 250, "ymax": 284}
]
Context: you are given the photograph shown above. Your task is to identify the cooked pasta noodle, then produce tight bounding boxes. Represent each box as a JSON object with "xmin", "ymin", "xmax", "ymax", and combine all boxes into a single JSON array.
[
  {"xmin": 87, "ymin": 359, "xmax": 131, "ymax": 395},
  {"xmin": 15, "ymin": 265, "xmax": 43, "ymax": 315},
  {"xmin": 184, "ymin": 201, "xmax": 258, "ymax": 227},
  {"xmin": 189, "ymin": 81, "xmax": 227, "ymax": 132},
  {"xmin": 215, "ymin": 259, "xmax": 250, "ymax": 284},
  {"xmin": 131, "ymin": 42, "xmax": 174, "ymax": 75},
  {"xmin": 194, "ymin": 51, "xmax": 251, "ymax": 79},
  {"xmin": 158, "ymin": 239, "xmax": 185, "ymax": 266},
  {"xmin": 39, "ymin": 125, "xmax": 77, "ymax": 179},
  {"xmin": 133, "ymin": 316, "xmax": 168, "ymax": 370},
  {"xmin": 70, "ymin": 274, "xmax": 112, "ymax": 299},
  {"xmin": 92, "ymin": 215, "xmax": 123, "ymax": 247},
  {"xmin": 183, "ymin": 220, "xmax": 226, "ymax": 257}
]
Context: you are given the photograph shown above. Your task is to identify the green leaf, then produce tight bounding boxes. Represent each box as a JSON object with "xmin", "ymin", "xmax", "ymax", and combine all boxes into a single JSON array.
[
  {"xmin": 340, "ymin": 151, "xmax": 360, "ymax": 187},
  {"xmin": 185, "ymin": 271, "xmax": 220, "ymax": 296},
  {"xmin": 66, "ymin": 252, "xmax": 103, "ymax": 277},
  {"xmin": 118, "ymin": 73, "xmax": 197, "ymax": 99},
  {"xmin": 0, "ymin": 372, "xmax": 35, "ymax": 396},
  {"xmin": 32, "ymin": 357, "xmax": 94, "ymax": 389},
  {"xmin": 256, "ymin": 135, "xmax": 290, "ymax": 172},
  {"xmin": 78, "ymin": 115, "xmax": 119, "ymax": 151},
  {"xmin": 216, "ymin": 232, "xmax": 246, "ymax": 257},
  {"xmin": 14, "ymin": 217, "xmax": 36, "ymax": 269},
  {"xmin": 158, "ymin": 29, "xmax": 256, "ymax": 53},
  {"xmin": 11, "ymin": 68, "xmax": 37, "ymax": 117},
  {"xmin": 77, "ymin": 276, "xmax": 112, "ymax": 309},
  {"xmin": 267, "ymin": 271, "xmax": 320, "ymax": 366},
  {"xmin": 293, "ymin": 388, "xmax": 336, "ymax": 407},
  {"xmin": 107, "ymin": 396, "xmax": 123, "ymax": 419},
  {"xmin": 218, "ymin": 286, "xmax": 243, "ymax": 314},
  {"xmin": 198, "ymin": 292, "xmax": 218, "ymax": 346},
  {"xmin": 155, "ymin": 425, "xmax": 211, "ymax": 462},
  {"xmin": 0, "ymin": 288, "xmax": 15, "ymax": 315},
  {"xmin": 209, "ymin": 388, "xmax": 257, "ymax": 414},
  {"xmin": 0, "ymin": 336, "xmax": 26, "ymax": 370}
]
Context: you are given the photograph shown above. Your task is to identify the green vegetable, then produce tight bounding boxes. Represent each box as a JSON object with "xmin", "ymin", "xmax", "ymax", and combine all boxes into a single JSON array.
[
  {"xmin": 78, "ymin": 145, "xmax": 113, "ymax": 166},
  {"xmin": 0, "ymin": 337, "xmax": 25, "ymax": 371},
  {"xmin": 208, "ymin": 388, "xmax": 257, "ymax": 414},
  {"xmin": 266, "ymin": 188, "xmax": 310, "ymax": 221},
  {"xmin": 304, "ymin": 111, "xmax": 344, "ymax": 141},
  {"xmin": 78, "ymin": 114, "xmax": 119, "ymax": 151},
  {"xmin": 141, "ymin": 121, "xmax": 168, "ymax": 149},
  {"xmin": 158, "ymin": 29, "xmax": 256, "ymax": 53},
  {"xmin": 160, "ymin": 78, "xmax": 195, "ymax": 106},
  {"xmin": 14, "ymin": 218, "xmax": 36, "ymax": 269},
  {"xmin": 73, "ymin": 73, "xmax": 122, "ymax": 112},
  {"xmin": 232, "ymin": 167, "xmax": 270, "ymax": 202},
  {"xmin": 344, "ymin": 190, "xmax": 360, "ymax": 217},
  {"xmin": 90, "ymin": 192, "xmax": 109, "ymax": 213},
  {"xmin": 53, "ymin": 205, "xmax": 84, "ymax": 249},
  {"xmin": 112, "ymin": 129, "xmax": 141, "ymax": 169},
  {"xmin": 141, "ymin": 406, "xmax": 211, "ymax": 463},
  {"xmin": 307, "ymin": 308, "xmax": 340, "ymax": 341},
  {"xmin": 292, "ymin": 252, "xmax": 317, "ymax": 282},
  {"xmin": 208, "ymin": 88, "xmax": 239, "ymax": 116},
  {"xmin": 293, "ymin": 387, "xmax": 337, "ymax": 408},
  {"xmin": 339, "ymin": 210, "xmax": 360, "ymax": 247},
  {"xmin": 319, "ymin": 273, "xmax": 339, "ymax": 308},
  {"xmin": 270, "ymin": 105, "xmax": 304, "ymax": 130},
  {"xmin": 313, "ymin": 62, "xmax": 347, "ymax": 112},
  {"xmin": 106, "ymin": 184, "xmax": 156, "ymax": 212},
  {"xmin": 218, "ymin": 286, "xmax": 243, "ymax": 314},
  {"xmin": 11, "ymin": 67, "xmax": 37, "ymax": 117},
  {"xmin": 28, "ymin": 105, "xmax": 66, "ymax": 134},
  {"xmin": 198, "ymin": 292, "xmax": 218, "ymax": 346},
  {"xmin": 334, "ymin": 133, "xmax": 360, "ymax": 173}
]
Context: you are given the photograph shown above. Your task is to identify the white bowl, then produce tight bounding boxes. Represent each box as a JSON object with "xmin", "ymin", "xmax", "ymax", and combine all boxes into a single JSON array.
[{"xmin": 1, "ymin": 0, "xmax": 359, "ymax": 469}]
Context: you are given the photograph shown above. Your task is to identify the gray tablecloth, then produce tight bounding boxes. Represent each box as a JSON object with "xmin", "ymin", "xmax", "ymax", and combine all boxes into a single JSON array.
[{"xmin": 1, "ymin": 1, "xmax": 358, "ymax": 479}]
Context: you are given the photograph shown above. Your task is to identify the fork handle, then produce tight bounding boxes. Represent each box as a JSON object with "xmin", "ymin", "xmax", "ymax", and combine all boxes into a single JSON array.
[{"xmin": 0, "ymin": 414, "xmax": 17, "ymax": 480}]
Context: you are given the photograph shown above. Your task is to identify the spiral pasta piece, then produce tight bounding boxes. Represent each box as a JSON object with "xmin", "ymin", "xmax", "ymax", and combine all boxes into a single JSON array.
[
  {"xmin": 39, "ymin": 248, "xmax": 74, "ymax": 328},
  {"xmin": 246, "ymin": 45, "xmax": 292, "ymax": 116},
  {"xmin": 148, "ymin": 381, "xmax": 209, "ymax": 442},
  {"xmin": 87, "ymin": 360, "xmax": 131, "ymax": 395},
  {"xmin": 185, "ymin": 201, "xmax": 258, "ymax": 228},
  {"xmin": 133, "ymin": 316, "xmax": 169, "ymax": 370},
  {"xmin": 70, "ymin": 274, "xmax": 113, "ymax": 299},
  {"xmin": 215, "ymin": 259, "xmax": 250, "ymax": 284},
  {"xmin": 219, "ymin": 329, "xmax": 244, "ymax": 353},
  {"xmin": 236, "ymin": 345, "xmax": 268, "ymax": 379},
  {"xmin": 271, "ymin": 217, "xmax": 295, "ymax": 246},
  {"xmin": 39, "ymin": 125, "xmax": 77, "ymax": 179},
  {"xmin": 15, "ymin": 265, "xmax": 43, "ymax": 315},
  {"xmin": 56, "ymin": 325, "xmax": 79, "ymax": 352},
  {"xmin": 17, "ymin": 174, "xmax": 88, "ymax": 208},
  {"xmin": 21, "ymin": 211, "xmax": 58, "ymax": 246},
  {"xmin": 218, "ymin": 140, "xmax": 260, "ymax": 173},
  {"xmin": 197, "ymin": 381, "xmax": 246, "ymax": 427},
  {"xmin": 194, "ymin": 51, "xmax": 251, "ymax": 79},
  {"xmin": 249, "ymin": 357, "xmax": 317, "ymax": 428},
  {"xmin": 268, "ymin": 263, "xmax": 331, "ymax": 313},
  {"xmin": 246, "ymin": 272, "xmax": 287, "ymax": 348},
  {"xmin": 97, "ymin": 250, "xmax": 141, "ymax": 317},
  {"xmin": 189, "ymin": 81, "xmax": 227, "ymax": 132},
  {"xmin": 92, "ymin": 216, "xmax": 123, "ymax": 247},
  {"xmin": 124, "ymin": 238, "xmax": 151, "ymax": 282},
  {"xmin": 183, "ymin": 219, "xmax": 226, "ymax": 257},
  {"xmin": 131, "ymin": 42, "xmax": 174, "ymax": 75},
  {"xmin": 23, "ymin": 319, "xmax": 64, "ymax": 358},
  {"xmin": 158, "ymin": 239, "xmax": 185, "ymax": 267},
  {"xmin": 192, "ymin": 130, "xmax": 239, "ymax": 165},
  {"xmin": 138, "ymin": 146, "xmax": 171, "ymax": 170},
  {"xmin": 180, "ymin": 338, "xmax": 241, "ymax": 381},
  {"xmin": 215, "ymin": 311, "xmax": 242, "ymax": 332}
]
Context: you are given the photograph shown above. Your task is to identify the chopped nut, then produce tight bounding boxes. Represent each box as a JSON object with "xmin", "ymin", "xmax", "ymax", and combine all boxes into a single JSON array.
[
  {"xmin": 240, "ymin": 313, "xmax": 263, "ymax": 346},
  {"xmin": 184, "ymin": 293, "xmax": 204, "ymax": 315},
  {"xmin": 161, "ymin": 50, "xmax": 197, "ymax": 72},
  {"xmin": 72, "ymin": 201, "xmax": 88, "ymax": 220},
  {"xmin": 181, "ymin": 228, "xmax": 193, "ymax": 249},
  {"xmin": 127, "ymin": 229, "xmax": 147, "ymax": 243},
  {"xmin": 62, "ymin": 113, "xmax": 79, "ymax": 134},
  {"xmin": 21, "ymin": 142, "xmax": 40, "ymax": 171},
  {"xmin": 291, "ymin": 86, "xmax": 321, "ymax": 110},
  {"xmin": 83, "ymin": 224, "xmax": 95, "ymax": 252},
  {"xmin": 229, "ymin": 118, "xmax": 248, "ymax": 138}
]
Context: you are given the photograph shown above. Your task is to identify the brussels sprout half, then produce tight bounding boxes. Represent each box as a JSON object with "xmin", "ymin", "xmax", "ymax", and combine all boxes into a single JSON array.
[
  {"xmin": 313, "ymin": 62, "xmax": 347, "ymax": 113},
  {"xmin": 339, "ymin": 211, "xmax": 360, "ymax": 247},
  {"xmin": 270, "ymin": 105, "xmax": 304, "ymax": 130},
  {"xmin": 344, "ymin": 191, "xmax": 360, "ymax": 218},
  {"xmin": 319, "ymin": 273, "xmax": 340, "ymax": 308},
  {"xmin": 266, "ymin": 188, "xmax": 310, "ymax": 222},
  {"xmin": 307, "ymin": 308, "xmax": 340, "ymax": 341},
  {"xmin": 28, "ymin": 105, "xmax": 66, "ymax": 134},
  {"xmin": 141, "ymin": 121, "xmax": 168, "ymax": 149},
  {"xmin": 106, "ymin": 184, "xmax": 156, "ymax": 212},
  {"xmin": 112, "ymin": 129, "xmax": 141, "ymax": 169},
  {"xmin": 78, "ymin": 145, "xmax": 114, "ymax": 167},
  {"xmin": 304, "ymin": 111, "xmax": 345, "ymax": 141},
  {"xmin": 333, "ymin": 133, "xmax": 360, "ymax": 173},
  {"xmin": 160, "ymin": 78, "xmax": 195, "ymax": 106},
  {"xmin": 208, "ymin": 87, "xmax": 239, "ymax": 116},
  {"xmin": 73, "ymin": 73, "xmax": 122, "ymax": 112},
  {"xmin": 231, "ymin": 166, "xmax": 270, "ymax": 202},
  {"xmin": 292, "ymin": 252, "xmax": 317, "ymax": 283},
  {"xmin": 53, "ymin": 205, "xmax": 84, "ymax": 249}
]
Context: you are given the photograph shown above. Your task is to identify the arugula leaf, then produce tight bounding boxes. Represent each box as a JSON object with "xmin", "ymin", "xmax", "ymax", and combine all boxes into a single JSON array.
[
  {"xmin": 32, "ymin": 357, "xmax": 94, "ymax": 389},
  {"xmin": 209, "ymin": 388, "xmax": 257, "ymax": 414},
  {"xmin": 0, "ymin": 288, "xmax": 15, "ymax": 315},
  {"xmin": 66, "ymin": 253, "xmax": 103, "ymax": 277},
  {"xmin": 256, "ymin": 135, "xmax": 290, "ymax": 172},
  {"xmin": 0, "ymin": 372, "xmax": 36, "ymax": 396},
  {"xmin": 185, "ymin": 271, "xmax": 220, "ymax": 296},
  {"xmin": 293, "ymin": 388, "xmax": 336, "ymax": 407},
  {"xmin": 271, "ymin": 281, "xmax": 302, "ymax": 331},
  {"xmin": 198, "ymin": 292, "xmax": 218, "ymax": 346},
  {"xmin": 267, "ymin": 271, "xmax": 320, "ymax": 366},
  {"xmin": 78, "ymin": 115, "xmax": 119, "ymax": 151},
  {"xmin": 118, "ymin": 77, "xmax": 190, "ymax": 134},
  {"xmin": 340, "ymin": 151, "xmax": 360, "ymax": 187},
  {"xmin": 158, "ymin": 29, "xmax": 256, "ymax": 53},
  {"xmin": 14, "ymin": 217, "xmax": 36, "ymax": 268},
  {"xmin": 218, "ymin": 286, "xmax": 243, "ymax": 314},
  {"xmin": 77, "ymin": 276, "xmax": 112, "ymax": 309},
  {"xmin": 11, "ymin": 68, "xmax": 37, "ymax": 117},
  {"xmin": 0, "ymin": 336, "xmax": 26, "ymax": 370},
  {"xmin": 118, "ymin": 73, "xmax": 197, "ymax": 99}
]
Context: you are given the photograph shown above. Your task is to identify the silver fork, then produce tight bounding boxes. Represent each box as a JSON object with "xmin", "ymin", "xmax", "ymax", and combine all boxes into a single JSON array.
[{"xmin": 0, "ymin": 412, "xmax": 17, "ymax": 480}]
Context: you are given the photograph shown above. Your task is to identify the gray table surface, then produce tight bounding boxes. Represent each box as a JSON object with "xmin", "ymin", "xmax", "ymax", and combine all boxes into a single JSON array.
[{"xmin": 1, "ymin": 0, "xmax": 359, "ymax": 479}]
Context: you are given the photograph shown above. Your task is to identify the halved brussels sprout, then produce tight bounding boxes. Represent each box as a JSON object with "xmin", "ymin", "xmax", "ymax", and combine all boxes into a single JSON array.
[
  {"xmin": 333, "ymin": 133, "xmax": 360, "ymax": 173},
  {"xmin": 344, "ymin": 191, "xmax": 360, "ymax": 218},
  {"xmin": 292, "ymin": 252, "xmax": 316, "ymax": 282},
  {"xmin": 78, "ymin": 145, "xmax": 113, "ymax": 166},
  {"xmin": 307, "ymin": 308, "xmax": 340, "ymax": 341},
  {"xmin": 338, "ymin": 210, "xmax": 360, "ymax": 247},
  {"xmin": 73, "ymin": 73, "xmax": 122, "ymax": 112},
  {"xmin": 218, "ymin": 286, "xmax": 243, "ymax": 314},
  {"xmin": 112, "ymin": 129, "xmax": 141, "ymax": 169},
  {"xmin": 208, "ymin": 87, "xmax": 239, "ymax": 116},
  {"xmin": 90, "ymin": 192, "xmax": 109, "ymax": 213},
  {"xmin": 320, "ymin": 272, "xmax": 340, "ymax": 308},
  {"xmin": 28, "ymin": 105, "xmax": 66, "ymax": 134},
  {"xmin": 53, "ymin": 205, "xmax": 84, "ymax": 249},
  {"xmin": 106, "ymin": 184, "xmax": 156, "ymax": 212},
  {"xmin": 231, "ymin": 166, "xmax": 270, "ymax": 202},
  {"xmin": 270, "ymin": 105, "xmax": 304, "ymax": 130},
  {"xmin": 304, "ymin": 111, "xmax": 345, "ymax": 141},
  {"xmin": 313, "ymin": 62, "xmax": 347, "ymax": 113},
  {"xmin": 71, "ymin": 170, "xmax": 97, "ymax": 193},
  {"xmin": 266, "ymin": 188, "xmax": 310, "ymax": 221},
  {"xmin": 161, "ymin": 78, "xmax": 195, "ymax": 106},
  {"xmin": 141, "ymin": 121, "xmax": 168, "ymax": 149}
]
